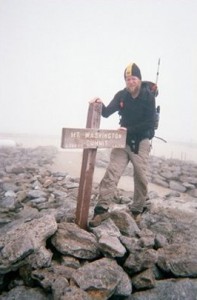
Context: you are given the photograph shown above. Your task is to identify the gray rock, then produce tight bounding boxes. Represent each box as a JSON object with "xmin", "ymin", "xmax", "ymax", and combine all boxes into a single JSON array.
[
  {"xmin": 124, "ymin": 249, "xmax": 158, "ymax": 275},
  {"xmin": 148, "ymin": 191, "xmax": 159, "ymax": 199},
  {"xmin": 127, "ymin": 278, "xmax": 197, "ymax": 300},
  {"xmin": 188, "ymin": 188, "xmax": 197, "ymax": 198},
  {"xmin": 5, "ymin": 165, "xmax": 25, "ymax": 174},
  {"xmin": 180, "ymin": 175, "xmax": 197, "ymax": 185},
  {"xmin": 65, "ymin": 182, "xmax": 79, "ymax": 189},
  {"xmin": 2, "ymin": 182, "xmax": 19, "ymax": 192},
  {"xmin": 25, "ymin": 246, "xmax": 53, "ymax": 269},
  {"xmin": 0, "ymin": 214, "xmax": 57, "ymax": 274},
  {"xmin": 0, "ymin": 285, "xmax": 50, "ymax": 300},
  {"xmin": 160, "ymin": 170, "xmax": 176, "ymax": 179},
  {"xmin": 182, "ymin": 182, "xmax": 195, "ymax": 189},
  {"xmin": 51, "ymin": 222, "xmax": 99, "ymax": 259},
  {"xmin": 0, "ymin": 196, "xmax": 18, "ymax": 210},
  {"xmin": 132, "ymin": 268, "xmax": 156, "ymax": 290},
  {"xmin": 141, "ymin": 206, "xmax": 197, "ymax": 245},
  {"xmin": 164, "ymin": 191, "xmax": 180, "ymax": 198},
  {"xmin": 154, "ymin": 233, "xmax": 168, "ymax": 249},
  {"xmin": 138, "ymin": 228, "xmax": 155, "ymax": 249},
  {"xmin": 30, "ymin": 197, "xmax": 48, "ymax": 204},
  {"xmin": 157, "ymin": 243, "xmax": 197, "ymax": 277},
  {"xmin": 32, "ymin": 262, "xmax": 74, "ymax": 291},
  {"xmin": 61, "ymin": 256, "xmax": 81, "ymax": 269},
  {"xmin": 51, "ymin": 277, "xmax": 70, "ymax": 300},
  {"xmin": 71, "ymin": 257, "xmax": 132, "ymax": 299},
  {"xmin": 110, "ymin": 210, "xmax": 140, "ymax": 237},
  {"xmin": 169, "ymin": 180, "xmax": 187, "ymax": 193},
  {"xmin": 152, "ymin": 177, "xmax": 169, "ymax": 188},
  {"xmin": 4, "ymin": 190, "xmax": 17, "ymax": 198},
  {"xmin": 120, "ymin": 236, "xmax": 141, "ymax": 253},
  {"xmin": 27, "ymin": 190, "xmax": 48, "ymax": 199},
  {"xmin": 90, "ymin": 218, "xmax": 121, "ymax": 239},
  {"xmin": 60, "ymin": 286, "xmax": 91, "ymax": 300},
  {"xmin": 98, "ymin": 234, "xmax": 126, "ymax": 258}
]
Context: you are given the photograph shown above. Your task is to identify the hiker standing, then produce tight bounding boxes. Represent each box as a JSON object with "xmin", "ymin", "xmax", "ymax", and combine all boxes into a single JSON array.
[{"xmin": 90, "ymin": 62, "xmax": 156, "ymax": 224}]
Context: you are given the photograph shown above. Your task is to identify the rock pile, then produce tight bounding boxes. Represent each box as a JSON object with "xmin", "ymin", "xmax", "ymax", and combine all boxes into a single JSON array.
[
  {"xmin": 0, "ymin": 146, "xmax": 197, "ymax": 300},
  {"xmin": 96, "ymin": 150, "xmax": 197, "ymax": 197}
]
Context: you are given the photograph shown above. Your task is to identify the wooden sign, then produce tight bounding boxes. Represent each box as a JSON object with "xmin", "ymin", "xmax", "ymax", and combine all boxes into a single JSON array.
[
  {"xmin": 61, "ymin": 128, "xmax": 126, "ymax": 149},
  {"xmin": 61, "ymin": 102, "xmax": 126, "ymax": 230}
]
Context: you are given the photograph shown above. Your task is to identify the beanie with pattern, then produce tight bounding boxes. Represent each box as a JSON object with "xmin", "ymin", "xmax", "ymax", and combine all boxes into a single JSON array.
[{"xmin": 124, "ymin": 63, "xmax": 142, "ymax": 80}]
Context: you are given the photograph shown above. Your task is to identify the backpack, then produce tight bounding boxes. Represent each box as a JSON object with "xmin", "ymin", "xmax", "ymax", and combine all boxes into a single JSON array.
[
  {"xmin": 143, "ymin": 81, "xmax": 160, "ymax": 130},
  {"xmin": 142, "ymin": 81, "xmax": 166, "ymax": 142}
]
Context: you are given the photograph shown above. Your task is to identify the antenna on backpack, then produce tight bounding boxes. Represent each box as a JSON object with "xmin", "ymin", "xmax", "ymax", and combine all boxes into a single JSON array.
[
  {"xmin": 153, "ymin": 58, "xmax": 167, "ymax": 143},
  {"xmin": 155, "ymin": 58, "xmax": 161, "ymax": 85}
]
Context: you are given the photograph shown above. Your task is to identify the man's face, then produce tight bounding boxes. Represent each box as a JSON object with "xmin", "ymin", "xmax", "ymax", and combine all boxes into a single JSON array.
[{"xmin": 125, "ymin": 76, "xmax": 141, "ymax": 94}]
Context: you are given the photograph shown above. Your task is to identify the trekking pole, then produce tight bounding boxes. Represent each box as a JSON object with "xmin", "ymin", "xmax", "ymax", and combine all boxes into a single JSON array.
[
  {"xmin": 154, "ymin": 58, "xmax": 161, "ymax": 130},
  {"xmin": 154, "ymin": 58, "xmax": 167, "ymax": 143},
  {"xmin": 155, "ymin": 58, "xmax": 161, "ymax": 85}
]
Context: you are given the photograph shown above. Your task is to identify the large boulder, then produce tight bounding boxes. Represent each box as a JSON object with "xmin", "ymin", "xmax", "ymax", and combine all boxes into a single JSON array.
[
  {"xmin": 0, "ymin": 215, "xmax": 57, "ymax": 274},
  {"xmin": 71, "ymin": 257, "xmax": 132, "ymax": 299}
]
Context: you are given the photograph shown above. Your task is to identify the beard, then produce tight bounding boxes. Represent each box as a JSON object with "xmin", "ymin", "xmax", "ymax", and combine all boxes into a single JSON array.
[{"xmin": 127, "ymin": 84, "xmax": 140, "ymax": 95}]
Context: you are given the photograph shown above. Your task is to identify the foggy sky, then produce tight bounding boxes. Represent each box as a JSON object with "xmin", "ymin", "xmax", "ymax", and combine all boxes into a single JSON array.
[{"xmin": 0, "ymin": 0, "xmax": 196, "ymax": 143}]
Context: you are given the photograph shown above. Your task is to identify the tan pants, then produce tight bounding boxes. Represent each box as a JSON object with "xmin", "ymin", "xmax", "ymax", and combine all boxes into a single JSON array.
[{"xmin": 96, "ymin": 139, "xmax": 151, "ymax": 214}]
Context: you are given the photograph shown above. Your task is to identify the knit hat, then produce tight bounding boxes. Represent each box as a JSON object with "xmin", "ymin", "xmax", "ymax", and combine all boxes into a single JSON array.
[{"xmin": 124, "ymin": 63, "xmax": 142, "ymax": 80}]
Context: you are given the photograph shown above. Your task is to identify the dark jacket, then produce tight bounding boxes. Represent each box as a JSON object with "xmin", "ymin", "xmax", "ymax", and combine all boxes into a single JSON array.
[{"xmin": 101, "ymin": 82, "xmax": 156, "ymax": 149}]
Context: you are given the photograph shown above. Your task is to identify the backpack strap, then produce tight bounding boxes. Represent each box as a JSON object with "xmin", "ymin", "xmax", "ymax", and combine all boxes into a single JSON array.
[{"xmin": 142, "ymin": 81, "xmax": 159, "ymax": 97}]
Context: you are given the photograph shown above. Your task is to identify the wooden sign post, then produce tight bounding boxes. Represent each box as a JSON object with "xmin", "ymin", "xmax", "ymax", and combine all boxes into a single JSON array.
[{"xmin": 61, "ymin": 103, "xmax": 126, "ymax": 229}]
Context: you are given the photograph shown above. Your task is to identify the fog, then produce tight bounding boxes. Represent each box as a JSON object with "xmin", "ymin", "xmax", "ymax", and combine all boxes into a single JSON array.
[{"xmin": 0, "ymin": 0, "xmax": 196, "ymax": 144}]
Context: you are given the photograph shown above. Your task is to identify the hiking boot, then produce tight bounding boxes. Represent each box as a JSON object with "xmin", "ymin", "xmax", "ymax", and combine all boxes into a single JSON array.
[
  {"xmin": 94, "ymin": 204, "xmax": 109, "ymax": 215},
  {"xmin": 129, "ymin": 204, "xmax": 142, "ymax": 216},
  {"xmin": 142, "ymin": 205, "xmax": 149, "ymax": 213},
  {"xmin": 89, "ymin": 212, "xmax": 110, "ymax": 227}
]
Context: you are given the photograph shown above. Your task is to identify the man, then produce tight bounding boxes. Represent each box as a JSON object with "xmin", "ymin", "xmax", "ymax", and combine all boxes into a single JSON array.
[{"xmin": 90, "ymin": 62, "xmax": 156, "ymax": 225}]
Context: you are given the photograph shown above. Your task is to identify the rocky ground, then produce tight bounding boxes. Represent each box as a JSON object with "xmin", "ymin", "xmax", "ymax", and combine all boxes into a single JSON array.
[{"xmin": 0, "ymin": 146, "xmax": 197, "ymax": 300}]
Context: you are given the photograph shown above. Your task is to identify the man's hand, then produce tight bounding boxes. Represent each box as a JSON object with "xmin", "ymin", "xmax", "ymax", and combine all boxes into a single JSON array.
[
  {"xmin": 118, "ymin": 127, "xmax": 127, "ymax": 131},
  {"xmin": 89, "ymin": 97, "xmax": 103, "ymax": 104}
]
